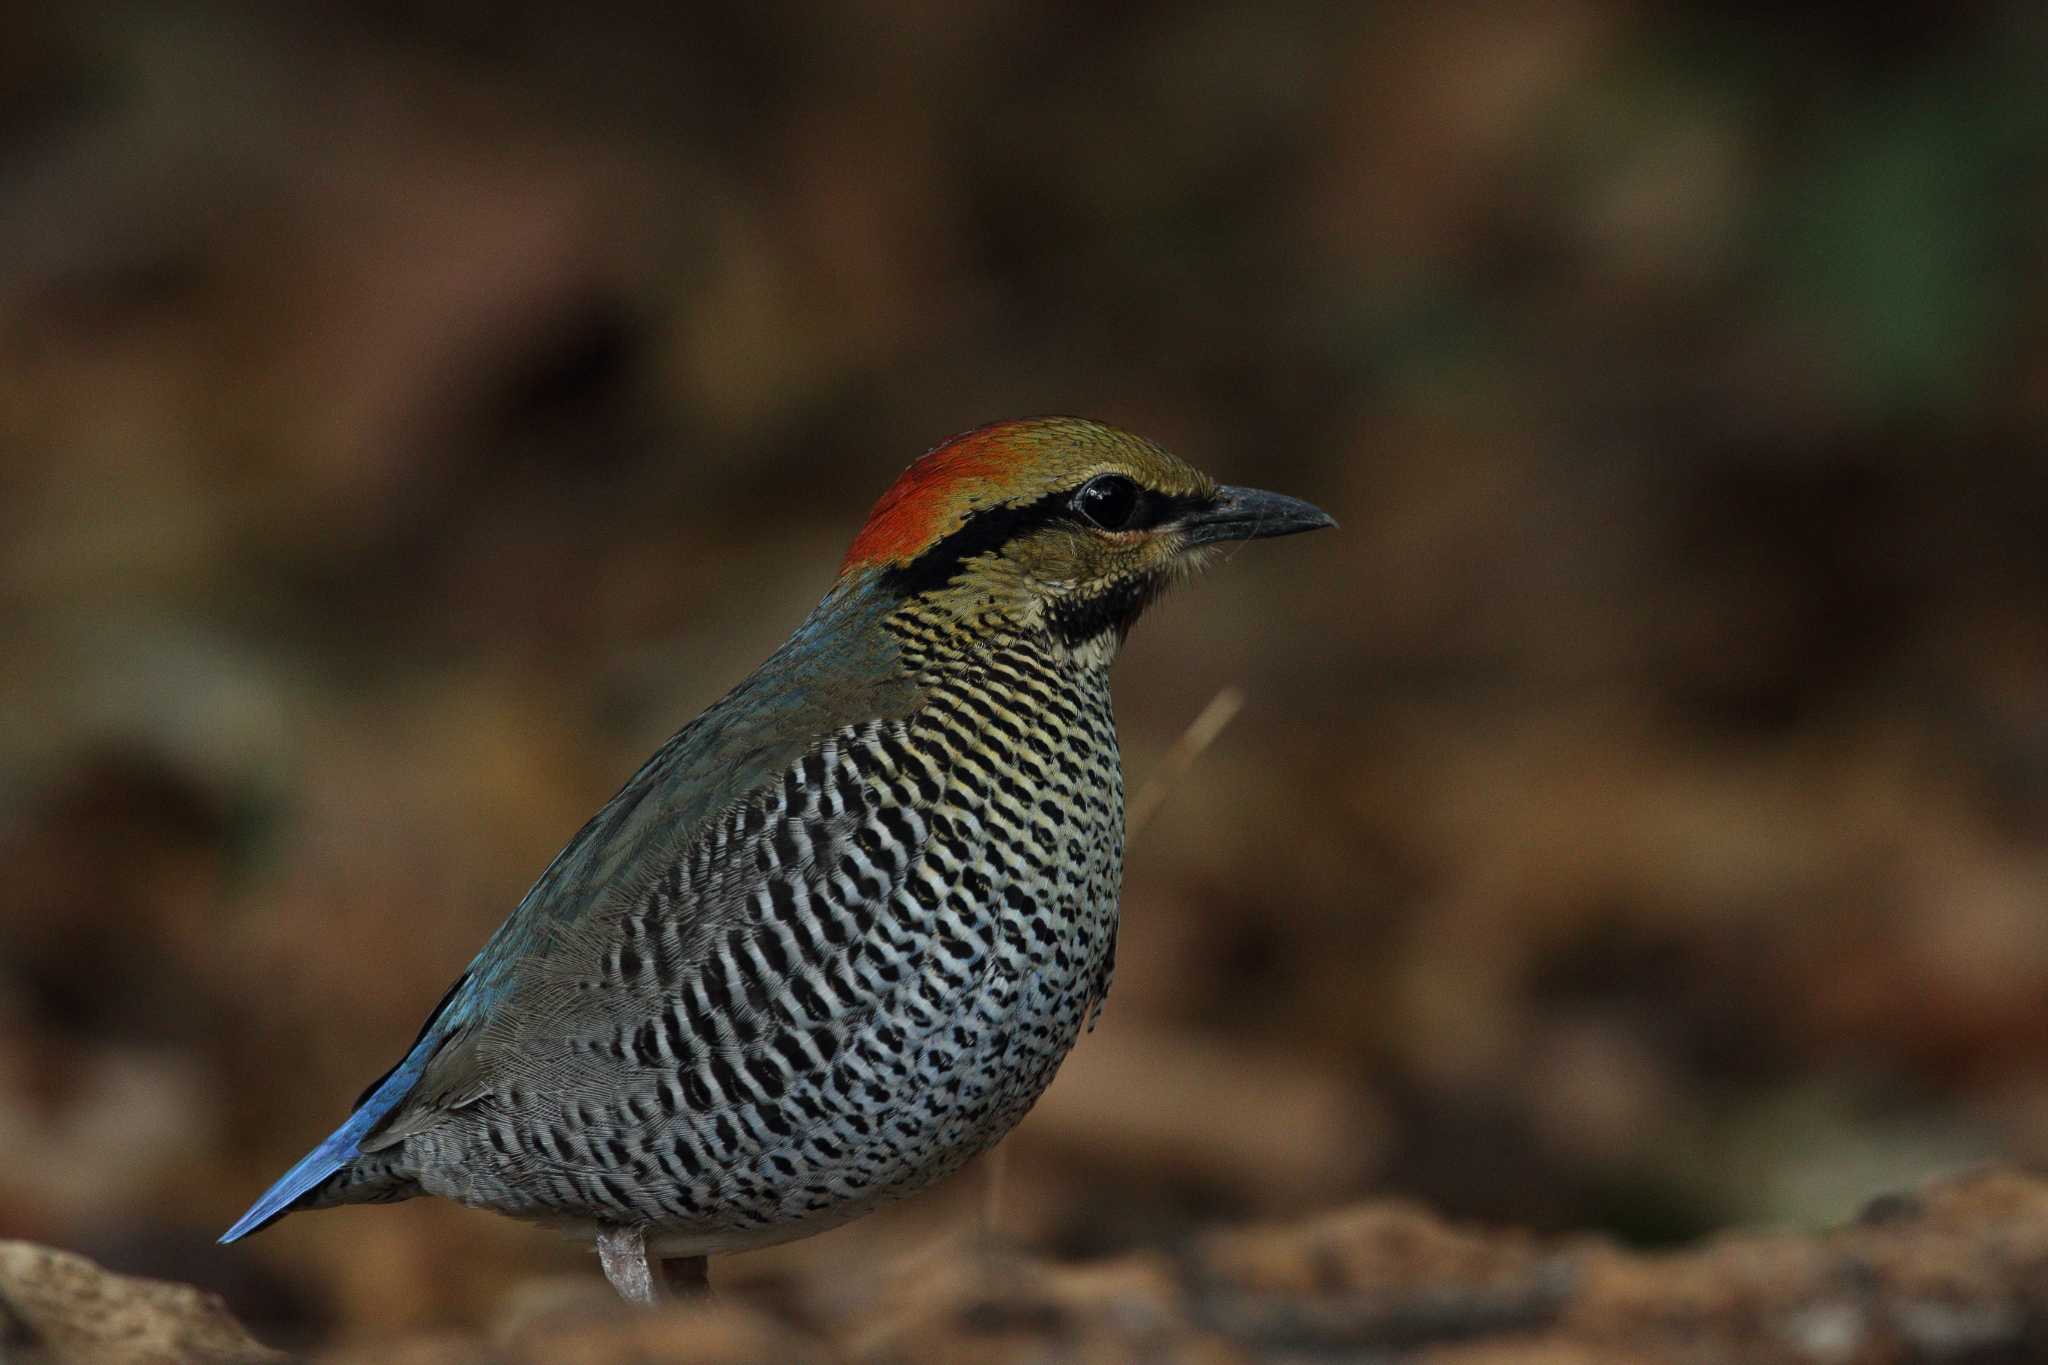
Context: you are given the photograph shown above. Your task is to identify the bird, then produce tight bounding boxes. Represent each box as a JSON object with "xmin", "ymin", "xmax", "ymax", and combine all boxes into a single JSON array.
[{"xmin": 220, "ymin": 416, "xmax": 1334, "ymax": 1303}]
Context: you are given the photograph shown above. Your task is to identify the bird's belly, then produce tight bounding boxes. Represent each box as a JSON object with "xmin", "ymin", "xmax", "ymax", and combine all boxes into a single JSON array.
[
  {"xmin": 711, "ymin": 846, "xmax": 1122, "ymax": 1244},
  {"xmin": 647, "ymin": 874, "xmax": 1120, "ymax": 1259}
]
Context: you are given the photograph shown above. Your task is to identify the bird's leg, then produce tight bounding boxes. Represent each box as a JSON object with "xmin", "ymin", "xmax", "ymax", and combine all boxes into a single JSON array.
[
  {"xmin": 596, "ymin": 1227, "xmax": 710, "ymax": 1305},
  {"xmin": 596, "ymin": 1225, "xmax": 660, "ymax": 1306},
  {"xmin": 659, "ymin": 1255, "xmax": 710, "ymax": 1295}
]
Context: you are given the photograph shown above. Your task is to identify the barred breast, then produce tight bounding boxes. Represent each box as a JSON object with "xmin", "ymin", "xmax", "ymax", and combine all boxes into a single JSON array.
[{"xmin": 399, "ymin": 618, "xmax": 1124, "ymax": 1253}]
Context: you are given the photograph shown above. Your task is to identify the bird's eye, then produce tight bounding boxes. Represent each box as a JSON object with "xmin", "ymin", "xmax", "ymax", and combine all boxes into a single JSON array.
[{"xmin": 1074, "ymin": 474, "xmax": 1141, "ymax": 530}]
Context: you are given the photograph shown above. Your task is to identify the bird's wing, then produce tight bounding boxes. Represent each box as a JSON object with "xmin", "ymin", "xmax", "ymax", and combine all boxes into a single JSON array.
[{"xmin": 357, "ymin": 585, "xmax": 926, "ymax": 1148}]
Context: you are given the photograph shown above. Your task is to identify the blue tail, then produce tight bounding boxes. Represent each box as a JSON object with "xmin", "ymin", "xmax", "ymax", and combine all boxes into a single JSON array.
[{"xmin": 217, "ymin": 1033, "xmax": 441, "ymax": 1244}]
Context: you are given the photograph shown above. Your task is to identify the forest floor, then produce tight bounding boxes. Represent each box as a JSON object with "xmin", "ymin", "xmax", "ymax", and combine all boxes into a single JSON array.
[{"xmin": 6, "ymin": 1166, "xmax": 2046, "ymax": 1364}]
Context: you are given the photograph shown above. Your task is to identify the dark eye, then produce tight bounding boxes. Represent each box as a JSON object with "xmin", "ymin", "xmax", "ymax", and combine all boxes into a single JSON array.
[{"xmin": 1074, "ymin": 474, "xmax": 1141, "ymax": 530}]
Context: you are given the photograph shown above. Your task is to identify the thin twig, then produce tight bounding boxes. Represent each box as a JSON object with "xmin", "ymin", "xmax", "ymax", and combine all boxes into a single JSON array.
[{"xmin": 1127, "ymin": 684, "xmax": 1248, "ymax": 840}]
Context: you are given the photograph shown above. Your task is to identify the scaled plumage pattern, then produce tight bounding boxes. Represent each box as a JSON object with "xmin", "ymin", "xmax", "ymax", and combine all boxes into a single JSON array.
[{"xmin": 222, "ymin": 418, "xmax": 1334, "ymax": 1301}]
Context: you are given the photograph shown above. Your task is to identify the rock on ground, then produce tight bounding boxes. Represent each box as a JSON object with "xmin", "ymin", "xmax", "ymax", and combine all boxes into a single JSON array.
[{"xmin": 0, "ymin": 1241, "xmax": 284, "ymax": 1365}]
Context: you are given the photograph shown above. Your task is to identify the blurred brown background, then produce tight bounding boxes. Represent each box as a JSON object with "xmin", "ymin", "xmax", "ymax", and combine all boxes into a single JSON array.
[{"xmin": 6, "ymin": 0, "xmax": 2048, "ymax": 1352}]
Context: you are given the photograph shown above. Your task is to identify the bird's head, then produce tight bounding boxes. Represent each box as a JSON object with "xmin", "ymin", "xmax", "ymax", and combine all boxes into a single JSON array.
[{"xmin": 837, "ymin": 417, "xmax": 1335, "ymax": 664}]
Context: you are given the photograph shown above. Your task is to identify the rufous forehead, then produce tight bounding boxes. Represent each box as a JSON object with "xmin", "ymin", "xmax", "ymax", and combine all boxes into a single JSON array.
[{"xmin": 839, "ymin": 427, "xmax": 1012, "ymax": 573}]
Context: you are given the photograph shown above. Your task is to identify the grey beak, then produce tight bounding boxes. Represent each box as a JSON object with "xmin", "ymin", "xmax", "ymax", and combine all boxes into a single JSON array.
[{"xmin": 1180, "ymin": 485, "xmax": 1338, "ymax": 547}]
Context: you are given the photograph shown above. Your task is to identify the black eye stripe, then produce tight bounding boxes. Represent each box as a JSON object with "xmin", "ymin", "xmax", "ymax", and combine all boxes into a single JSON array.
[
  {"xmin": 877, "ymin": 481, "xmax": 1216, "ymax": 596},
  {"xmin": 1123, "ymin": 488, "xmax": 1212, "ymax": 530}
]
